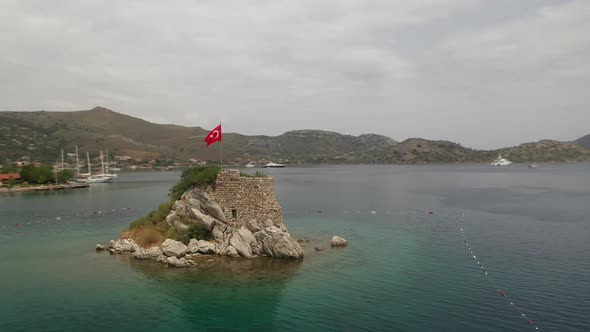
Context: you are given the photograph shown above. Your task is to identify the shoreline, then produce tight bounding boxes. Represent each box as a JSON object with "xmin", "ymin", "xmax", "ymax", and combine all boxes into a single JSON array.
[{"xmin": 0, "ymin": 183, "xmax": 89, "ymax": 193}]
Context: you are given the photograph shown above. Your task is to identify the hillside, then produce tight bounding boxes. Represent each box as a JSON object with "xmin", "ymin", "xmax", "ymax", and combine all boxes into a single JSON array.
[
  {"xmin": 382, "ymin": 138, "xmax": 495, "ymax": 164},
  {"xmin": 574, "ymin": 134, "xmax": 590, "ymax": 149},
  {"xmin": 0, "ymin": 107, "xmax": 396, "ymax": 164},
  {"xmin": 497, "ymin": 140, "xmax": 590, "ymax": 163},
  {"xmin": 2, "ymin": 107, "xmax": 589, "ymax": 165}
]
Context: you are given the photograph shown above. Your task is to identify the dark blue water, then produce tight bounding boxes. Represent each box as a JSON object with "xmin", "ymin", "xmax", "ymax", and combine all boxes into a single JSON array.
[{"xmin": 0, "ymin": 164, "xmax": 589, "ymax": 331}]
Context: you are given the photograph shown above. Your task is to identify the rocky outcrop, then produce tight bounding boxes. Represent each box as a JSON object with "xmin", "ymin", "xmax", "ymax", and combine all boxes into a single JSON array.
[
  {"xmin": 109, "ymin": 238, "xmax": 141, "ymax": 254},
  {"xmin": 165, "ymin": 184, "xmax": 303, "ymax": 259},
  {"xmin": 330, "ymin": 236, "xmax": 348, "ymax": 247},
  {"xmin": 133, "ymin": 246, "xmax": 163, "ymax": 260},
  {"xmin": 188, "ymin": 239, "xmax": 219, "ymax": 255},
  {"xmin": 105, "ymin": 170, "xmax": 303, "ymax": 266}
]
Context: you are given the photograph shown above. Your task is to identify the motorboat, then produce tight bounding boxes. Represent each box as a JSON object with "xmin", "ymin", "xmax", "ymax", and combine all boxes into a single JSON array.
[
  {"xmin": 528, "ymin": 163, "xmax": 539, "ymax": 169},
  {"xmin": 490, "ymin": 154, "xmax": 512, "ymax": 166},
  {"xmin": 245, "ymin": 162, "xmax": 256, "ymax": 168},
  {"xmin": 263, "ymin": 162, "xmax": 286, "ymax": 168}
]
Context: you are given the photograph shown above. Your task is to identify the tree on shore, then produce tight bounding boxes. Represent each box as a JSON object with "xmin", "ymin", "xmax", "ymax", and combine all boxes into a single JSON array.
[
  {"xmin": 57, "ymin": 169, "xmax": 74, "ymax": 183},
  {"xmin": 19, "ymin": 164, "xmax": 53, "ymax": 184}
]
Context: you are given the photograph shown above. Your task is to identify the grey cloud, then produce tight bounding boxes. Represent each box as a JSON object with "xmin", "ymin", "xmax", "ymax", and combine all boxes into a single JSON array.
[{"xmin": 0, "ymin": 0, "xmax": 588, "ymax": 149}]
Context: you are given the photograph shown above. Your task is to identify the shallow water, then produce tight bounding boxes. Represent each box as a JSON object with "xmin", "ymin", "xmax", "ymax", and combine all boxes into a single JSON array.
[{"xmin": 0, "ymin": 164, "xmax": 589, "ymax": 331}]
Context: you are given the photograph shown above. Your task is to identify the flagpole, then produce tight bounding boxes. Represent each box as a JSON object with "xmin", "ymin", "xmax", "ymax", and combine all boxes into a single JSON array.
[{"xmin": 220, "ymin": 122, "xmax": 223, "ymax": 169}]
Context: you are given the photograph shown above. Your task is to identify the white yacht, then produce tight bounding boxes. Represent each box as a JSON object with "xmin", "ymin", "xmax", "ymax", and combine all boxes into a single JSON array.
[
  {"xmin": 263, "ymin": 162, "xmax": 286, "ymax": 168},
  {"xmin": 490, "ymin": 154, "xmax": 512, "ymax": 166},
  {"xmin": 245, "ymin": 162, "xmax": 256, "ymax": 168}
]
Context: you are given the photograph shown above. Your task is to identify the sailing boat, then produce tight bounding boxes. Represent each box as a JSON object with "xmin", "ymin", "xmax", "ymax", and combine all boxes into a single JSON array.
[
  {"xmin": 78, "ymin": 152, "xmax": 111, "ymax": 183},
  {"xmin": 105, "ymin": 150, "xmax": 121, "ymax": 172},
  {"xmin": 95, "ymin": 150, "xmax": 118, "ymax": 179}
]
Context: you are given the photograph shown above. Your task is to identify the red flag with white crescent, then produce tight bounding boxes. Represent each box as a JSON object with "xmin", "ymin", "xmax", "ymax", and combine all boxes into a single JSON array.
[{"xmin": 204, "ymin": 124, "xmax": 222, "ymax": 146}]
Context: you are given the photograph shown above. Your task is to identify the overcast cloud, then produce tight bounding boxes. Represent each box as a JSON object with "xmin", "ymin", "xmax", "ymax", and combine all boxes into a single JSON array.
[{"xmin": 0, "ymin": 0, "xmax": 588, "ymax": 148}]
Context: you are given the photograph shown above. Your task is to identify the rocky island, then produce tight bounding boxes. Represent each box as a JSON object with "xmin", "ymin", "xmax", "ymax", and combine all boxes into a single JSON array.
[{"xmin": 103, "ymin": 167, "xmax": 303, "ymax": 267}]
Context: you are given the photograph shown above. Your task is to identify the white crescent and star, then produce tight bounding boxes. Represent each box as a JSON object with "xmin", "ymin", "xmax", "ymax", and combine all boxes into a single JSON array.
[{"xmin": 209, "ymin": 130, "xmax": 220, "ymax": 140}]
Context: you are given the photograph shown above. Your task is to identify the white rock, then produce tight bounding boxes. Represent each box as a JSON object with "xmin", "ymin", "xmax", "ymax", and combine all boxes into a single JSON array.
[
  {"xmin": 229, "ymin": 227, "xmax": 257, "ymax": 258},
  {"xmin": 330, "ymin": 236, "xmax": 348, "ymax": 247},
  {"xmin": 166, "ymin": 256, "xmax": 190, "ymax": 267},
  {"xmin": 162, "ymin": 239, "xmax": 188, "ymax": 257},
  {"xmin": 191, "ymin": 208, "xmax": 216, "ymax": 231},
  {"xmin": 221, "ymin": 245, "xmax": 239, "ymax": 257}
]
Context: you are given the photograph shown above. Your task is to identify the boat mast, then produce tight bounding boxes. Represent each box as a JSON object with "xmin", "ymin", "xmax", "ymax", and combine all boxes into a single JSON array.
[
  {"xmin": 100, "ymin": 151, "xmax": 105, "ymax": 175},
  {"xmin": 87, "ymin": 152, "xmax": 91, "ymax": 176},
  {"xmin": 61, "ymin": 149, "xmax": 64, "ymax": 171},
  {"xmin": 75, "ymin": 145, "xmax": 80, "ymax": 176},
  {"xmin": 106, "ymin": 150, "xmax": 110, "ymax": 173}
]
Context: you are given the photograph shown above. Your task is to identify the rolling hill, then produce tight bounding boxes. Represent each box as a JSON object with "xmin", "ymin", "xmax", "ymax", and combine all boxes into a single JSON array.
[
  {"xmin": 0, "ymin": 107, "xmax": 397, "ymax": 164},
  {"xmin": 574, "ymin": 134, "xmax": 590, "ymax": 149},
  {"xmin": 1, "ymin": 107, "xmax": 589, "ymax": 165}
]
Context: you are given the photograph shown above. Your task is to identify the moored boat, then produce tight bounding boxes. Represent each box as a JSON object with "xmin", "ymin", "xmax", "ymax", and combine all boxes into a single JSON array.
[
  {"xmin": 490, "ymin": 154, "xmax": 512, "ymax": 166},
  {"xmin": 264, "ymin": 162, "xmax": 286, "ymax": 168}
]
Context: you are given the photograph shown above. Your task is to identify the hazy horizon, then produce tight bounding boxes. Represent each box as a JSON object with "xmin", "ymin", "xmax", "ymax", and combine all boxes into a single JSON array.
[{"xmin": 1, "ymin": 1, "xmax": 588, "ymax": 149}]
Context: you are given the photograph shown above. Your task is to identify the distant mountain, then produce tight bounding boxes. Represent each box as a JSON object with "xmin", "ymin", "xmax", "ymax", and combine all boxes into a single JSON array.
[
  {"xmin": 574, "ymin": 134, "xmax": 590, "ymax": 149},
  {"xmin": 0, "ymin": 107, "xmax": 397, "ymax": 164},
  {"xmin": 382, "ymin": 138, "xmax": 495, "ymax": 164}
]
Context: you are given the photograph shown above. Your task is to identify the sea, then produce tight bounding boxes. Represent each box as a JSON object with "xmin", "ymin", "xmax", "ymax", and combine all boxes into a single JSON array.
[{"xmin": 0, "ymin": 164, "xmax": 589, "ymax": 332}]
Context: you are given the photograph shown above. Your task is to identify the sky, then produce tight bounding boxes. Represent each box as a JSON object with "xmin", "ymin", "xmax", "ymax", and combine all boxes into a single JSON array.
[{"xmin": 0, "ymin": 0, "xmax": 588, "ymax": 149}]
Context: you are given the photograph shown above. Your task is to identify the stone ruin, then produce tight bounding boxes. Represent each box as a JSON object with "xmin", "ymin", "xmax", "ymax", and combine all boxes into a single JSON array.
[{"xmin": 106, "ymin": 169, "xmax": 303, "ymax": 267}]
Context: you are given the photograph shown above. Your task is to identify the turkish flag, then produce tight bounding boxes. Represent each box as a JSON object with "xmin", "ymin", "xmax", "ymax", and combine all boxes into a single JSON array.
[{"xmin": 204, "ymin": 124, "xmax": 222, "ymax": 146}]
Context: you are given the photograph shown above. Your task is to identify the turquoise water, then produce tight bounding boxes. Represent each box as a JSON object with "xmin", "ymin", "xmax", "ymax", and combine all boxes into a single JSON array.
[{"xmin": 0, "ymin": 165, "xmax": 589, "ymax": 331}]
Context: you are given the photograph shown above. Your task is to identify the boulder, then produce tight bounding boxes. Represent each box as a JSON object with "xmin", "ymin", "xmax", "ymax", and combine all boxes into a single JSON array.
[
  {"xmin": 191, "ymin": 208, "xmax": 216, "ymax": 231},
  {"xmin": 134, "ymin": 246, "xmax": 163, "ymax": 260},
  {"xmin": 262, "ymin": 231, "xmax": 304, "ymax": 259},
  {"xmin": 220, "ymin": 245, "xmax": 239, "ymax": 257},
  {"xmin": 155, "ymin": 254, "xmax": 167, "ymax": 263},
  {"xmin": 188, "ymin": 239, "xmax": 218, "ymax": 254},
  {"xmin": 198, "ymin": 240, "xmax": 219, "ymax": 254},
  {"xmin": 166, "ymin": 256, "xmax": 190, "ymax": 268},
  {"xmin": 96, "ymin": 244, "xmax": 106, "ymax": 251},
  {"xmin": 109, "ymin": 238, "xmax": 141, "ymax": 254},
  {"xmin": 204, "ymin": 201, "xmax": 226, "ymax": 223},
  {"xmin": 330, "ymin": 236, "xmax": 348, "ymax": 247},
  {"xmin": 229, "ymin": 227, "xmax": 257, "ymax": 258},
  {"xmin": 162, "ymin": 239, "xmax": 188, "ymax": 257}
]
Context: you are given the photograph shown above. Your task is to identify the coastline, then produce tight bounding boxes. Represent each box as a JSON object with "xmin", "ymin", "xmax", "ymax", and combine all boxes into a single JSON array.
[{"xmin": 0, "ymin": 183, "xmax": 89, "ymax": 193}]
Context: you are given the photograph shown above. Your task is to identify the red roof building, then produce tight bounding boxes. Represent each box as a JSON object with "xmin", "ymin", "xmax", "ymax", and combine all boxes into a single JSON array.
[{"xmin": 0, "ymin": 173, "xmax": 21, "ymax": 183}]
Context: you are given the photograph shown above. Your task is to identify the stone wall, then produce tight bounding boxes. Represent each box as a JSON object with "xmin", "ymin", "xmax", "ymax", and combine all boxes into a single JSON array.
[{"xmin": 209, "ymin": 169, "xmax": 283, "ymax": 227}]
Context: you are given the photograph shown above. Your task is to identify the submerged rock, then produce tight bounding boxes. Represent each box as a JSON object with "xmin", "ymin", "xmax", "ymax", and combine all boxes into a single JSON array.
[
  {"xmin": 166, "ymin": 256, "xmax": 190, "ymax": 268},
  {"xmin": 330, "ymin": 236, "xmax": 348, "ymax": 247}
]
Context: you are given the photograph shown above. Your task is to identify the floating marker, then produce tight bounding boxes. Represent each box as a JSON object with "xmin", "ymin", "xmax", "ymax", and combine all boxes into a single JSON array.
[{"xmin": 461, "ymin": 216, "xmax": 539, "ymax": 330}]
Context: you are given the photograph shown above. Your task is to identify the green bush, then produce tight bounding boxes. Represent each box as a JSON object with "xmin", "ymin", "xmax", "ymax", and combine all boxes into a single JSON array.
[
  {"xmin": 166, "ymin": 223, "xmax": 213, "ymax": 244},
  {"xmin": 56, "ymin": 169, "xmax": 74, "ymax": 183},
  {"xmin": 128, "ymin": 200, "xmax": 174, "ymax": 230},
  {"xmin": 169, "ymin": 166, "xmax": 220, "ymax": 200}
]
